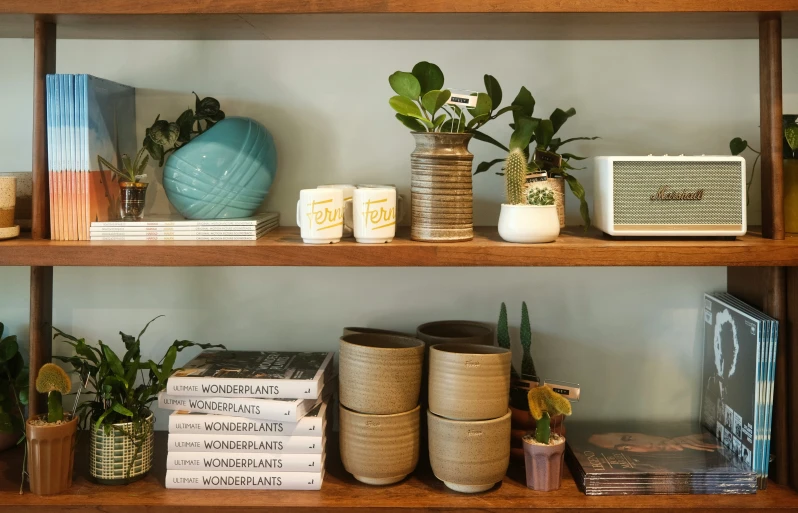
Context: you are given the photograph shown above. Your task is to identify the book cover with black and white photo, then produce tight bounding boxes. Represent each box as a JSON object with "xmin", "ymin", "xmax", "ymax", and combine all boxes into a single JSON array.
[{"xmin": 166, "ymin": 351, "xmax": 335, "ymax": 399}]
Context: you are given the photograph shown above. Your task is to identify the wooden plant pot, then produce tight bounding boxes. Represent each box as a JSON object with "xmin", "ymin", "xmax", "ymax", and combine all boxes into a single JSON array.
[
  {"xmin": 522, "ymin": 434, "xmax": 566, "ymax": 491},
  {"xmin": 90, "ymin": 412, "xmax": 155, "ymax": 485},
  {"xmin": 26, "ymin": 414, "xmax": 78, "ymax": 495}
]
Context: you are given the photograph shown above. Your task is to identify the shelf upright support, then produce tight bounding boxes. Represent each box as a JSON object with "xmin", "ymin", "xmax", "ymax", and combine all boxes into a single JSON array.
[
  {"xmin": 29, "ymin": 16, "xmax": 56, "ymax": 416},
  {"xmin": 759, "ymin": 13, "xmax": 783, "ymax": 240}
]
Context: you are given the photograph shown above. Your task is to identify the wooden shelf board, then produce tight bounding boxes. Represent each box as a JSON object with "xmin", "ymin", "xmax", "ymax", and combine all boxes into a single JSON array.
[
  {"xmin": 0, "ymin": 432, "xmax": 796, "ymax": 512},
  {"xmin": 3, "ymin": 12, "xmax": 798, "ymax": 40},
  {"xmin": 1, "ymin": 227, "xmax": 798, "ymax": 267}
]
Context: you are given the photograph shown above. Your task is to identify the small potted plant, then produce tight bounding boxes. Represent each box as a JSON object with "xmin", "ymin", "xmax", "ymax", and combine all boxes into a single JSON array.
[
  {"xmin": 55, "ymin": 316, "xmax": 224, "ymax": 484},
  {"xmin": 522, "ymin": 385, "xmax": 573, "ymax": 491},
  {"xmin": 0, "ymin": 322, "xmax": 27, "ymax": 454},
  {"xmin": 497, "ymin": 149, "xmax": 560, "ymax": 243},
  {"xmin": 26, "ymin": 363, "xmax": 77, "ymax": 495},
  {"xmin": 97, "ymin": 147, "xmax": 151, "ymax": 221}
]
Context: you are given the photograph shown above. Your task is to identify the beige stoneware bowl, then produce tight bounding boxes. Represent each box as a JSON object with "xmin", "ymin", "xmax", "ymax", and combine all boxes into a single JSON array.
[
  {"xmin": 416, "ymin": 321, "xmax": 494, "ymax": 348},
  {"xmin": 339, "ymin": 333, "xmax": 424, "ymax": 415},
  {"xmin": 427, "ymin": 408, "xmax": 511, "ymax": 493},
  {"xmin": 428, "ymin": 343, "xmax": 511, "ymax": 421},
  {"xmin": 342, "ymin": 327, "xmax": 412, "ymax": 338},
  {"xmin": 340, "ymin": 405, "xmax": 420, "ymax": 485}
]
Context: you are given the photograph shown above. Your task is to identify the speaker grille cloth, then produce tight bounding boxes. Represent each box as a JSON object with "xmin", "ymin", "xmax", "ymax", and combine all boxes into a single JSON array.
[{"xmin": 612, "ymin": 161, "xmax": 743, "ymax": 225}]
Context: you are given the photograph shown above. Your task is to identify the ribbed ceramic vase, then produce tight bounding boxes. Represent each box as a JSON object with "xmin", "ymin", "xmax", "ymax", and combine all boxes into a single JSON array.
[{"xmin": 410, "ymin": 133, "xmax": 474, "ymax": 242}]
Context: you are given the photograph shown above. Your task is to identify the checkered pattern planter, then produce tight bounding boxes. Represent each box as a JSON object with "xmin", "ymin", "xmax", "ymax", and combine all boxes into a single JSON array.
[{"xmin": 89, "ymin": 412, "xmax": 154, "ymax": 485}]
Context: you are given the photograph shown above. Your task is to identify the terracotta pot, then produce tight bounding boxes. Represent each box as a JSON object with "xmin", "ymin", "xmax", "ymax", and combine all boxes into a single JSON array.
[
  {"xmin": 339, "ymin": 404, "xmax": 420, "ymax": 485},
  {"xmin": 90, "ymin": 412, "xmax": 155, "ymax": 485},
  {"xmin": 522, "ymin": 434, "xmax": 566, "ymax": 491},
  {"xmin": 427, "ymin": 409, "xmax": 511, "ymax": 493},
  {"xmin": 0, "ymin": 431, "xmax": 19, "ymax": 452},
  {"xmin": 428, "ymin": 343, "xmax": 511, "ymax": 421},
  {"xmin": 339, "ymin": 333, "xmax": 424, "ymax": 415},
  {"xmin": 26, "ymin": 414, "xmax": 78, "ymax": 495}
]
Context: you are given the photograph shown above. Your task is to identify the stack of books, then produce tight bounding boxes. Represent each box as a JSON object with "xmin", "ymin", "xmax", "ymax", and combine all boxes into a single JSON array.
[
  {"xmin": 90, "ymin": 212, "xmax": 279, "ymax": 241},
  {"xmin": 46, "ymin": 74, "xmax": 137, "ymax": 241},
  {"xmin": 566, "ymin": 421, "xmax": 757, "ymax": 495},
  {"xmin": 159, "ymin": 351, "xmax": 335, "ymax": 490},
  {"xmin": 701, "ymin": 293, "xmax": 778, "ymax": 488}
]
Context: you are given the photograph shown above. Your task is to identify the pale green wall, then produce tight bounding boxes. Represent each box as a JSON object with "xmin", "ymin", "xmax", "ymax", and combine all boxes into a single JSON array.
[{"xmin": 2, "ymin": 38, "xmax": 793, "ymax": 430}]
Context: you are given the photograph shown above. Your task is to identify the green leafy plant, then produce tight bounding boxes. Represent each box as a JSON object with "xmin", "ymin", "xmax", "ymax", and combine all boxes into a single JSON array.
[
  {"xmin": 527, "ymin": 384, "xmax": 572, "ymax": 444},
  {"xmin": 98, "ymin": 93, "xmax": 225, "ymax": 180},
  {"xmin": 35, "ymin": 363, "xmax": 71, "ymax": 423},
  {"xmin": 0, "ymin": 322, "xmax": 28, "ymax": 438},
  {"xmin": 54, "ymin": 316, "xmax": 225, "ymax": 477},
  {"xmin": 388, "ymin": 62, "xmax": 515, "ymax": 133},
  {"xmin": 527, "ymin": 186, "xmax": 555, "ymax": 206},
  {"xmin": 473, "ymin": 88, "xmax": 597, "ymax": 228},
  {"xmin": 505, "ymin": 149, "xmax": 528, "ymax": 205},
  {"xmin": 731, "ymin": 117, "xmax": 798, "ymax": 205}
]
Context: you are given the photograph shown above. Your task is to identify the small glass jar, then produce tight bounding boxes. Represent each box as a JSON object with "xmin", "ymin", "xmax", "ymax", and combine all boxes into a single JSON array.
[{"xmin": 119, "ymin": 182, "xmax": 148, "ymax": 221}]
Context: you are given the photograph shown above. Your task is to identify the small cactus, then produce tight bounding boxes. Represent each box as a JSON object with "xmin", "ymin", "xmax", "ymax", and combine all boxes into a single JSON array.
[
  {"xmin": 527, "ymin": 385, "xmax": 573, "ymax": 445},
  {"xmin": 520, "ymin": 302, "xmax": 537, "ymax": 378},
  {"xmin": 35, "ymin": 363, "xmax": 71, "ymax": 423},
  {"xmin": 527, "ymin": 185, "xmax": 555, "ymax": 206},
  {"xmin": 505, "ymin": 149, "xmax": 528, "ymax": 205}
]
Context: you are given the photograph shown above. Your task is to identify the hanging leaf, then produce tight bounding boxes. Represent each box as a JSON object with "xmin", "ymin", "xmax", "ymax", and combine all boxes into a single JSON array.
[
  {"xmin": 389, "ymin": 96, "xmax": 424, "ymax": 119},
  {"xmin": 474, "ymin": 158, "xmax": 505, "ymax": 175},
  {"xmin": 466, "ymin": 113, "xmax": 490, "ymax": 129},
  {"xmin": 484, "ymin": 74, "xmax": 502, "ymax": 110},
  {"xmin": 143, "ymin": 136, "xmax": 165, "ymax": 166},
  {"xmin": 730, "ymin": 137, "xmax": 748, "ymax": 156},
  {"xmin": 471, "ymin": 130, "xmax": 509, "ymax": 152},
  {"xmin": 395, "ymin": 113, "xmax": 426, "ymax": 132},
  {"xmin": 389, "ymin": 71, "xmax": 422, "ymax": 100},
  {"xmin": 176, "ymin": 109, "xmax": 195, "ymax": 143},
  {"xmin": 550, "ymin": 107, "xmax": 576, "ymax": 134},
  {"xmin": 535, "ymin": 119, "xmax": 554, "ymax": 149},
  {"xmin": 421, "ymin": 90, "xmax": 451, "ymax": 117},
  {"xmin": 509, "ymin": 116, "xmax": 538, "ymax": 152},
  {"xmin": 149, "ymin": 120, "xmax": 180, "ymax": 147},
  {"xmin": 411, "ymin": 62, "xmax": 444, "ymax": 95},
  {"xmin": 0, "ymin": 336, "xmax": 18, "ymax": 362},
  {"xmin": 511, "ymin": 86, "xmax": 535, "ymax": 123},
  {"xmin": 563, "ymin": 172, "xmax": 591, "ymax": 229}
]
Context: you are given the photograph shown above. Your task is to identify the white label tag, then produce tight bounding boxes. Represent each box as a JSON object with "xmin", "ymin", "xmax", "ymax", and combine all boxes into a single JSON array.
[{"xmin": 447, "ymin": 94, "xmax": 477, "ymax": 108}]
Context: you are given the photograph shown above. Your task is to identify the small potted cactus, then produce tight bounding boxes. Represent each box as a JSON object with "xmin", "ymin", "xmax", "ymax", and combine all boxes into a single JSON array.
[
  {"xmin": 497, "ymin": 148, "xmax": 560, "ymax": 243},
  {"xmin": 522, "ymin": 385, "xmax": 572, "ymax": 491},
  {"xmin": 26, "ymin": 363, "xmax": 78, "ymax": 495}
]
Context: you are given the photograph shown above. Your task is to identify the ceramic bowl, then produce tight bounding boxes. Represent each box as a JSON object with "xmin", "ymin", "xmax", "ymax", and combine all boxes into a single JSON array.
[
  {"xmin": 427, "ymin": 409, "xmax": 511, "ymax": 493},
  {"xmin": 342, "ymin": 327, "xmax": 412, "ymax": 337},
  {"xmin": 339, "ymin": 333, "xmax": 424, "ymax": 415},
  {"xmin": 428, "ymin": 343, "xmax": 511, "ymax": 421},
  {"xmin": 416, "ymin": 321, "xmax": 494, "ymax": 348},
  {"xmin": 339, "ymin": 405, "xmax": 420, "ymax": 485}
]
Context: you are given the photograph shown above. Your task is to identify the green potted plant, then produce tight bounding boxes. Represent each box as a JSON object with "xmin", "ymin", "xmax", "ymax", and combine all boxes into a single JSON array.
[
  {"xmin": 497, "ymin": 149, "xmax": 560, "ymax": 243},
  {"xmin": 522, "ymin": 384, "xmax": 573, "ymax": 491},
  {"xmin": 0, "ymin": 322, "xmax": 27, "ymax": 454},
  {"xmin": 473, "ymin": 89, "xmax": 598, "ymax": 229},
  {"xmin": 54, "ymin": 316, "xmax": 224, "ymax": 485},
  {"xmin": 388, "ymin": 63, "xmax": 514, "ymax": 242},
  {"xmin": 98, "ymin": 93, "xmax": 225, "ymax": 221},
  {"xmin": 26, "ymin": 363, "xmax": 77, "ymax": 495}
]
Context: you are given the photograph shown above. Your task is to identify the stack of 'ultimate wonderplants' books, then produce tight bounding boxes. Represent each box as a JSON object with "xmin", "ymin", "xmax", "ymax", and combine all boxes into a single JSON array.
[{"xmin": 158, "ymin": 351, "xmax": 335, "ymax": 490}]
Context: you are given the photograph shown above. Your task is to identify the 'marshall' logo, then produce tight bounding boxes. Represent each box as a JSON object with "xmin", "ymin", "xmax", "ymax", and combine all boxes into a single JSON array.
[{"xmin": 650, "ymin": 186, "xmax": 704, "ymax": 201}]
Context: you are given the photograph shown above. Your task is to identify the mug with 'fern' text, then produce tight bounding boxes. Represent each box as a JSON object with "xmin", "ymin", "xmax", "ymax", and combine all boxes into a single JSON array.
[
  {"xmin": 297, "ymin": 188, "xmax": 345, "ymax": 244},
  {"xmin": 353, "ymin": 187, "xmax": 397, "ymax": 244}
]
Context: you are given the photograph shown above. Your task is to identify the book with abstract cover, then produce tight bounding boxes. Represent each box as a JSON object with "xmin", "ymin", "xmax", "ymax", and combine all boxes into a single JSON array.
[{"xmin": 46, "ymin": 74, "xmax": 136, "ymax": 240}]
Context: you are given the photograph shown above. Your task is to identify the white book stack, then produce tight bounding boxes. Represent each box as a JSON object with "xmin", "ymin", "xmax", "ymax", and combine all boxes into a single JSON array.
[
  {"xmin": 161, "ymin": 351, "xmax": 334, "ymax": 490},
  {"xmin": 90, "ymin": 212, "xmax": 279, "ymax": 241}
]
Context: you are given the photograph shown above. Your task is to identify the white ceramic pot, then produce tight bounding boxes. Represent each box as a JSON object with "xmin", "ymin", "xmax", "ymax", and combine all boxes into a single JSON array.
[{"xmin": 497, "ymin": 204, "xmax": 560, "ymax": 244}]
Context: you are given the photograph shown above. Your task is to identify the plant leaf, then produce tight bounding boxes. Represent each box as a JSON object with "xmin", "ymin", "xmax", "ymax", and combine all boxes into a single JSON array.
[
  {"xmin": 466, "ymin": 113, "xmax": 490, "ymax": 129},
  {"xmin": 535, "ymin": 119, "xmax": 554, "ymax": 149},
  {"xmin": 433, "ymin": 114, "xmax": 447, "ymax": 129},
  {"xmin": 511, "ymin": 87, "xmax": 535, "ymax": 123},
  {"xmin": 421, "ymin": 90, "xmax": 451, "ymax": 117},
  {"xmin": 563, "ymin": 172, "xmax": 591, "ymax": 229},
  {"xmin": 492, "ymin": 105, "xmax": 520, "ymax": 118},
  {"xmin": 149, "ymin": 120, "xmax": 180, "ymax": 148},
  {"xmin": 389, "ymin": 96, "xmax": 424, "ymax": 119},
  {"xmin": 550, "ymin": 107, "xmax": 576, "ymax": 134},
  {"xmin": 395, "ymin": 113, "xmax": 426, "ymax": 132},
  {"xmin": 138, "ymin": 315, "xmax": 164, "ymax": 342},
  {"xmin": 388, "ymin": 71, "xmax": 421, "ymax": 100},
  {"xmin": 471, "ymin": 130, "xmax": 509, "ymax": 152},
  {"xmin": 474, "ymin": 158, "xmax": 504, "ymax": 175},
  {"xmin": 509, "ymin": 116, "xmax": 539, "ymax": 152},
  {"xmin": 468, "ymin": 93, "xmax": 492, "ymax": 119},
  {"xmin": 785, "ymin": 124, "xmax": 798, "ymax": 152},
  {"xmin": 560, "ymin": 152, "xmax": 587, "ymax": 161},
  {"xmin": 730, "ymin": 137, "xmax": 747, "ymax": 156},
  {"xmin": 102, "ymin": 344, "xmax": 125, "ymax": 378},
  {"xmin": 0, "ymin": 336, "xmax": 18, "ymax": 362},
  {"xmin": 194, "ymin": 93, "xmax": 222, "ymax": 119},
  {"xmin": 176, "ymin": 109, "xmax": 195, "ymax": 143},
  {"xmin": 411, "ymin": 62, "xmax": 444, "ymax": 95},
  {"xmin": 161, "ymin": 346, "xmax": 178, "ymax": 382},
  {"xmin": 484, "ymin": 74, "xmax": 502, "ymax": 110},
  {"xmin": 551, "ymin": 136, "xmax": 599, "ymax": 152}
]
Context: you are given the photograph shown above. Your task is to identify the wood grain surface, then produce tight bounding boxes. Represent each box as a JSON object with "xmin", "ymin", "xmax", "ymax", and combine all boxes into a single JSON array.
[
  {"xmin": 0, "ymin": 431, "xmax": 796, "ymax": 512},
  {"xmin": 1, "ymin": 227, "xmax": 798, "ymax": 267}
]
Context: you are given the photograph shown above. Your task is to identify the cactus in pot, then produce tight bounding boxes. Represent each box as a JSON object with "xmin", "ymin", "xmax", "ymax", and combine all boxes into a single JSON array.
[
  {"xmin": 35, "ymin": 363, "xmax": 70, "ymax": 423},
  {"xmin": 527, "ymin": 186, "xmax": 555, "ymax": 206},
  {"xmin": 522, "ymin": 385, "xmax": 573, "ymax": 491},
  {"xmin": 505, "ymin": 149, "xmax": 528, "ymax": 205}
]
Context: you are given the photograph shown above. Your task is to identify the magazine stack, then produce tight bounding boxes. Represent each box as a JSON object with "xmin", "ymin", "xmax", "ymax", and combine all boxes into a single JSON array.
[
  {"xmin": 565, "ymin": 421, "xmax": 757, "ymax": 495},
  {"xmin": 159, "ymin": 351, "xmax": 334, "ymax": 490},
  {"xmin": 90, "ymin": 212, "xmax": 279, "ymax": 241}
]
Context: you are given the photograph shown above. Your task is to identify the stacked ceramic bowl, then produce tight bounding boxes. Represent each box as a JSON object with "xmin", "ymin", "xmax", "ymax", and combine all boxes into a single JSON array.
[
  {"xmin": 338, "ymin": 332, "xmax": 424, "ymax": 485},
  {"xmin": 427, "ymin": 343, "xmax": 512, "ymax": 493}
]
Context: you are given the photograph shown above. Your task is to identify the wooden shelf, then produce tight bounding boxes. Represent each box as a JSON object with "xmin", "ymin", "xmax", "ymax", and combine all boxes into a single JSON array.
[
  {"xmin": 0, "ymin": 227, "xmax": 797, "ymax": 267},
  {"xmin": 1, "ymin": 432, "xmax": 796, "ymax": 512},
  {"xmin": 3, "ymin": 12, "xmax": 798, "ymax": 40}
]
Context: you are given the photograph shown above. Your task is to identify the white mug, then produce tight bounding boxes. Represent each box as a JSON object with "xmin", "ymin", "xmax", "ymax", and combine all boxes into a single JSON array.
[
  {"xmin": 357, "ymin": 184, "xmax": 406, "ymax": 223},
  {"xmin": 353, "ymin": 187, "xmax": 397, "ymax": 244},
  {"xmin": 296, "ymin": 188, "xmax": 345, "ymax": 244},
  {"xmin": 318, "ymin": 184, "xmax": 356, "ymax": 237}
]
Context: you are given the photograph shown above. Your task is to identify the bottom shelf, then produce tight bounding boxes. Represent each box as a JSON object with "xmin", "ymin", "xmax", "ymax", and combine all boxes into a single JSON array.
[{"xmin": 0, "ymin": 432, "xmax": 797, "ymax": 512}]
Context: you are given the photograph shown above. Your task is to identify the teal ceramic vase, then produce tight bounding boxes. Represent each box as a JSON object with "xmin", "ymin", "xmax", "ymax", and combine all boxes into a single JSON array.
[{"xmin": 163, "ymin": 117, "xmax": 277, "ymax": 219}]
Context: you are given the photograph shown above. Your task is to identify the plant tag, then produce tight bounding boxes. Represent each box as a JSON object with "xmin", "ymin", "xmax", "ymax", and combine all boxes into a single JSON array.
[
  {"xmin": 447, "ymin": 93, "xmax": 478, "ymax": 108},
  {"xmin": 533, "ymin": 149, "xmax": 563, "ymax": 170},
  {"xmin": 541, "ymin": 379, "xmax": 581, "ymax": 402}
]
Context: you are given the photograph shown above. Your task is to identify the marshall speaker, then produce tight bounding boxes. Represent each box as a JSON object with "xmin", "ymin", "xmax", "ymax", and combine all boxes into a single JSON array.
[{"xmin": 593, "ymin": 156, "xmax": 747, "ymax": 236}]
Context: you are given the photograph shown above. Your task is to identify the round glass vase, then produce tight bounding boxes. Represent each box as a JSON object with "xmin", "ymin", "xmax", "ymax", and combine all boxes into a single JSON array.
[
  {"xmin": 89, "ymin": 412, "xmax": 154, "ymax": 485},
  {"xmin": 119, "ymin": 182, "xmax": 149, "ymax": 221}
]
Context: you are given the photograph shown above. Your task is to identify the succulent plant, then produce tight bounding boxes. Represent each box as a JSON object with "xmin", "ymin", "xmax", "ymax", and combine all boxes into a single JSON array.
[
  {"xmin": 505, "ymin": 148, "xmax": 528, "ymax": 205},
  {"xmin": 35, "ymin": 363, "xmax": 71, "ymax": 423},
  {"xmin": 520, "ymin": 302, "xmax": 537, "ymax": 377},
  {"xmin": 527, "ymin": 185, "xmax": 555, "ymax": 206},
  {"xmin": 527, "ymin": 385, "xmax": 572, "ymax": 444}
]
